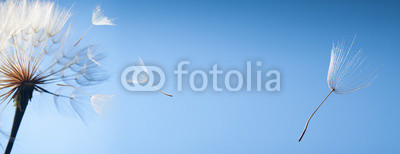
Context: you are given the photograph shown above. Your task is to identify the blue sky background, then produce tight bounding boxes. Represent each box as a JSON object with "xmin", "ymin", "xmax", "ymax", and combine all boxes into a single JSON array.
[{"xmin": 1, "ymin": 0, "xmax": 399, "ymax": 153}]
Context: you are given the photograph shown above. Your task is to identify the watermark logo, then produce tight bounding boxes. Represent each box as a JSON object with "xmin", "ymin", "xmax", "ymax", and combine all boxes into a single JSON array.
[
  {"xmin": 121, "ymin": 65, "xmax": 165, "ymax": 91},
  {"xmin": 121, "ymin": 61, "xmax": 280, "ymax": 92}
]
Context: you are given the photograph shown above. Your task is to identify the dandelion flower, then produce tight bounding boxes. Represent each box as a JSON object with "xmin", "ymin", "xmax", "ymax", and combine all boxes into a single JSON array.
[
  {"xmin": 298, "ymin": 37, "xmax": 380, "ymax": 142},
  {"xmin": 74, "ymin": 5, "xmax": 115, "ymax": 47},
  {"xmin": 0, "ymin": 0, "xmax": 114, "ymax": 153}
]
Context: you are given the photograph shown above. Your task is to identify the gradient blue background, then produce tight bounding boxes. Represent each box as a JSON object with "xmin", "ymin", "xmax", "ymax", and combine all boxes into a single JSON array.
[{"xmin": 2, "ymin": 0, "xmax": 399, "ymax": 153}]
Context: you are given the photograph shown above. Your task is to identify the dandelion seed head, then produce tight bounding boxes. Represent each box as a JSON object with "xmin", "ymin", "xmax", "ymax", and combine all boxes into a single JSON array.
[{"xmin": 0, "ymin": 0, "xmax": 111, "ymax": 123}]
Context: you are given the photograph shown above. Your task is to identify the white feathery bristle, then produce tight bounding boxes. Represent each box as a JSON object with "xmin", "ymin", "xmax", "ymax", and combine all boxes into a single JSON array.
[
  {"xmin": 87, "ymin": 46, "xmax": 101, "ymax": 66},
  {"xmin": 45, "ymin": 5, "xmax": 72, "ymax": 37},
  {"xmin": 91, "ymin": 95, "xmax": 116, "ymax": 117},
  {"xmin": 127, "ymin": 57, "xmax": 149, "ymax": 84},
  {"xmin": 327, "ymin": 38, "xmax": 379, "ymax": 94},
  {"xmin": 92, "ymin": 5, "xmax": 115, "ymax": 26}
]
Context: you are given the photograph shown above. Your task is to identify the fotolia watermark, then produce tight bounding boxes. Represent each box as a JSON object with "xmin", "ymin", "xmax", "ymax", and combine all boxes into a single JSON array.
[
  {"xmin": 121, "ymin": 61, "xmax": 280, "ymax": 92},
  {"xmin": 121, "ymin": 65, "xmax": 166, "ymax": 91}
]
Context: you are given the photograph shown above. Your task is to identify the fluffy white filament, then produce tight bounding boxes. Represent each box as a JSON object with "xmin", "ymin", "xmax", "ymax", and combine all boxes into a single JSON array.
[
  {"xmin": 130, "ymin": 57, "xmax": 149, "ymax": 84},
  {"xmin": 74, "ymin": 4, "xmax": 115, "ymax": 47},
  {"xmin": 91, "ymin": 95, "xmax": 116, "ymax": 117},
  {"xmin": 128, "ymin": 57, "xmax": 172, "ymax": 97},
  {"xmin": 92, "ymin": 5, "xmax": 115, "ymax": 26},
  {"xmin": 327, "ymin": 38, "xmax": 379, "ymax": 94}
]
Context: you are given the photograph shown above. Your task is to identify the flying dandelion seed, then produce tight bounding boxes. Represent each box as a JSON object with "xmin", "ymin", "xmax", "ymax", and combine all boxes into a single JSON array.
[
  {"xmin": 0, "ymin": 0, "xmax": 114, "ymax": 153},
  {"xmin": 128, "ymin": 57, "xmax": 173, "ymax": 97},
  {"xmin": 74, "ymin": 4, "xmax": 115, "ymax": 47},
  {"xmin": 298, "ymin": 37, "xmax": 380, "ymax": 142},
  {"xmin": 57, "ymin": 84, "xmax": 116, "ymax": 118}
]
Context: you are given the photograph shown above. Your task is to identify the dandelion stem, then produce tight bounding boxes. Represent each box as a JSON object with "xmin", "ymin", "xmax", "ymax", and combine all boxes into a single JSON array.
[
  {"xmin": 5, "ymin": 104, "xmax": 26, "ymax": 154},
  {"xmin": 154, "ymin": 87, "xmax": 173, "ymax": 97},
  {"xmin": 5, "ymin": 85, "xmax": 34, "ymax": 154},
  {"xmin": 150, "ymin": 82, "xmax": 173, "ymax": 97},
  {"xmin": 74, "ymin": 24, "xmax": 93, "ymax": 47},
  {"xmin": 298, "ymin": 89, "xmax": 334, "ymax": 142}
]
